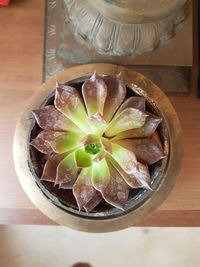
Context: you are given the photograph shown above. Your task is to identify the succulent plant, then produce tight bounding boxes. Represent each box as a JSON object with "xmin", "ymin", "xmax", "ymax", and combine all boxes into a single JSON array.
[{"xmin": 31, "ymin": 72, "xmax": 165, "ymax": 212}]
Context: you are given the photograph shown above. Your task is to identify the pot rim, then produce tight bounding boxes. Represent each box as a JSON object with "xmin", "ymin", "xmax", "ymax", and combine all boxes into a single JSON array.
[{"xmin": 13, "ymin": 63, "xmax": 182, "ymax": 233}]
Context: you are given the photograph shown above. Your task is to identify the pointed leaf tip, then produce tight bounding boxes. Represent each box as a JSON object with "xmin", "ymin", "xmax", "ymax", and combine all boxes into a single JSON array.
[
  {"xmin": 103, "ymin": 74, "xmax": 126, "ymax": 122},
  {"xmin": 90, "ymin": 71, "xmax": 97, "ymax": 81},
  {"xmin": 112, "ymin": 113, "xmax": 162, "ymax": 140},
  {"xmin": 31, "ymin": 130, "xmax": 63, "ymax": 154},
  {"xmin": 115, "ymin": 138, "xmax": 165, "ymax": 165},
  {"xmin": 82, "ymin": 74, "xmax": 107, "ymax": 116}
]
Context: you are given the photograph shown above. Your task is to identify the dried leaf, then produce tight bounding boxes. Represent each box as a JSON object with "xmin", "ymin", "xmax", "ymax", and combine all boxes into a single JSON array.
[
  {"xmin": 82, "ymin": 72, "xmax": 107, "ymax": 116},
  {"xmin": 73, "ymin": 167, "xmax": 96, "ymax": 210},
  {"xmin": 105, "ymin": 108, "xmax": 148, "ymax": 137},
  {"xmin": 31, "ymin": 130, "xmax": 63, "ymax": 154},
  {"xmin": 54, "ymin": 83, "xmax": 91, "ymax": 133},
  {"xmin": 112, "ymin": 114, "xmax": 161, "ymax": 141},
  {"xmin": 32, "ymin": 105, "xmax": 82, "ymax": 133},
  {"xmin": 103, "ymin": 73, "xmax": 126, "ymax": 122},
  {"xmin": 115, "ymin": 138, "xmax": 165, "ymax": 165}
]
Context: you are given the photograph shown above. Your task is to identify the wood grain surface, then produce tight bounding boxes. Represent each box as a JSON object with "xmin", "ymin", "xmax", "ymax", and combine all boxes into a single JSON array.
[{"xmin": 0, "ymin": 0, "xmax": 200, "ymax": 226}]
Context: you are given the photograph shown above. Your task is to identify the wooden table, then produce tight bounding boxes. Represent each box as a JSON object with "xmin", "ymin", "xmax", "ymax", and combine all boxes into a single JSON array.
[{"xmin": 0, "ymin": 0, "xmax": 200, "ymax": 227}]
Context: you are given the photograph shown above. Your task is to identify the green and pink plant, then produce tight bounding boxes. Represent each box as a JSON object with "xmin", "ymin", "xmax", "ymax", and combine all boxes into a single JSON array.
[{"xmin": 31, "ymin": 72, "xmax": 165, "ymax": 212}]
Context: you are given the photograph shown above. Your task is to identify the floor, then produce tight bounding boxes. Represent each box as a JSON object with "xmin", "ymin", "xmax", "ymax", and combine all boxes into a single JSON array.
[{"xmin": 0, "ymin": 226, "xmax": 199, "ymax": 267}]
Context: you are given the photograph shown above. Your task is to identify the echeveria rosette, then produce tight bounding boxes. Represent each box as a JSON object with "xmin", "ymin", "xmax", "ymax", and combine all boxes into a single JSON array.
[{"xmin": 31, "ymin": 73, "xmax": 165, "ymax": 212}]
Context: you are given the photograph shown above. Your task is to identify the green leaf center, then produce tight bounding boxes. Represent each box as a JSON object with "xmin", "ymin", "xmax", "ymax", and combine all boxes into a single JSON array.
[{"xmin": 85, "ymin": 142, "xmax": 102, "ymax": 155}]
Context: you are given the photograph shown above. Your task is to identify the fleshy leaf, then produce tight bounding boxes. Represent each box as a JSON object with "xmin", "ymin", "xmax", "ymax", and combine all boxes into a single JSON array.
[
  {"xmin": 106, "ymin": 154, "xmax": 151, "ymax": 190},
  {"xmin": 101, "ymin": 137, "xmax": 112, "ymax": 154},
  {"xmin": 56, "ymin": 152, "xmax": 78, "ymax": 185},
  {"xmin": 112, "ymin": 114, "xmax": 161, "ymax": 141},
  {"xmin": 79, "ymin": 134, "xmax": 100, "ymax": 146},
  {"xmin": 59, "ymin": 178, "xmax": 77, "ymax": 189},
  {"xmin": 31, "ymin": 130, "xmax": 63, "ymax": 154},
  {"xmin": 83, "ymin": 191, "xmax": 102, "ymax": 213},
  {"xmin": 114, "ymin": 96, "xmax": 145, "ymax": 118},
  {"xmin": 102, "ymin": 160, "xmax": 129, "ymax": 210},
  {"xmin": 72, "ymin": 167, "xmax": 96, "ymax": 210},
  {"xmin": 126, "ymin": 162, "xmax": 151, "ymax": 190},
  {"xmin": 109, "ymin": 142, "xmax": 137, "ymax": 171},
  {"xmin": 87, "ymin": 113, "xmax": 107, "ymax": 135},
  {"xmin": 41, "ymin": 153, "xmax": 68, "ymax": 182},
  {"xmin": 82, "ymin": 72, "xmax": 107, "ymax": 116},
  {"xmin": 75, "ymin": 149, "xmax": 92, "ymax": 168},
  {"xmin": 106, "ymin": 143, "xmax": 150, "ymax": 189},
  {"xmin": 103, "ymin": 73, "xmax": 126, "ymax": 122},
  {"xmin": 105, "ymin": 108, "xmax": 148, "ymax": 137},
  {"xmin": 54, "ymin": 83, "xmax": 91, "ymax": 133},
  {"xmin": 32, "ymin": 105, "xmax": 82, "ymax": 133},
  {"xmin": 49, "ymin": 132, "xmax": 84, "ymax": 153},
  {"xmin": 92, "ymin": 158, "xmax": 110, "ymax": 191},
  {"xmin": 115, "ymin": 138, "xmax": 165, "ymax": 165}
]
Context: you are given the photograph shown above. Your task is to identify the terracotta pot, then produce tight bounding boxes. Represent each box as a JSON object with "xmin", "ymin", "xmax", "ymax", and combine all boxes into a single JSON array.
[{"xmin": 13, "ymin": 63, "xmax": 182, "ymax": 233}]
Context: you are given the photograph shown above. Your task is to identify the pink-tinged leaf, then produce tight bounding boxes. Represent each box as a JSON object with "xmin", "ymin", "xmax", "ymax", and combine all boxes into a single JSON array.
[
  {"xmin": 59, "ymin": 178, "xmax": 77, "ymax": 189},
  {"xmin": 49, "ymin": 132, "xmax": 84, "ymax": 153},
  {"xmin": 54, "ymin": 83, "xmax": 91, "ymax": 133},
  {"xmin": 103, "ymin": 73, "xmax": 126, "ymax": 122},
  {"xmin": 79, "ymin": 134, "xmax": 100, "ymax": 146},
  {"xmin": 31, "ymin": 130, "xmax": 64, "ymax": 154},
  {"xmin": 115, "ymin": 138, "xmax": 165, "ymax": 165},
  {"xmin": 112, "ymin": 114, "xmax": 162, "ymax": 141},
  {"xmin": 127, "ymin": 162, "xmax": 151, "ymax": 190},
  {"xmin": 32, "ymin": 105, "xmax": 82, "ymax": 133},
  {"xmin": 87, "ymin": 113, "xmax": 107, "ymax": 135},
  {"xmin": 83, "ymin": 191, "xmax": 102, "ymax": 213},
  {"xmin": 56, "ymin": 152, "xmax": 78, "ymax": 185},
  {"xmin": 101, "ymin": 137, "xmax": 112, "ymax": 154},
  {"xmin": 102, "ymin": 160, "xmax": 129, "ymax": 210},
  {"xmin": 93, "ymin": 149, "xmax": 106, "ymax": 162},
  {"xmin": 75, "ymin": 149, "xmax": 92, "ymax": 168},
  {"xmin": 105, "ymin": 108, "xmax": 148, "ymax": 137},
  {"xmin": 106, "ymin": 154, "xmax": 151, "ymax": 190},
  {"xmin": 114, "ymin": 96, "xmax": 145, "ymax": 118},
  {"xmin": 72, "ymin": 167, "xmax": 96, "ymax": 210},
  {"xmin": 40, "ymin": 153, "xmax": 68, "ymax": 182},
  {"xmin": 109, "ymin": 142, "xmax": 137, "ymax": 172},
  {"xmin": 82, "ymin": 72, "xmax": 107, "ymax": 116},
  {"xmin": 92, "ymin": 159, "xmax": 110, "ymax": 191}
]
